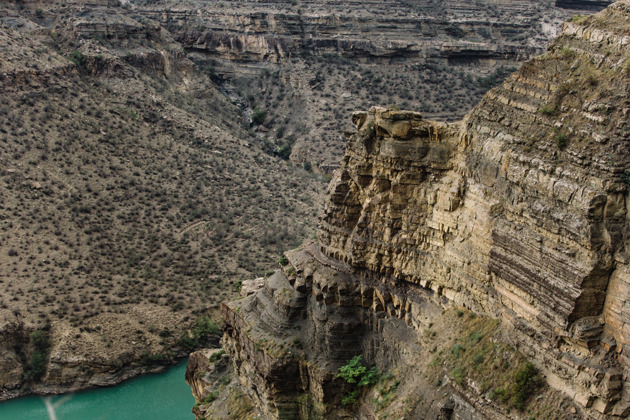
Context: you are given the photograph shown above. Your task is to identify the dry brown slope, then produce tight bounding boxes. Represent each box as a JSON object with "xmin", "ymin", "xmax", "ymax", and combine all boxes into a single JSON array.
[{"xmin": 0, "ymin": 1, "xmax": 323, "ymax": 399}]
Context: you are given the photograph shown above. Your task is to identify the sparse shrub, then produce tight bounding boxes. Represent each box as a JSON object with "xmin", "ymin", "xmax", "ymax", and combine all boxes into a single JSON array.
[
  {"xmin": 209, "ymin": 349, "xmax": 225, "ymax": 363},
  {"xmin": 538, "ymin": 105, "xmax": 556, "ymax": 115},
  {"xmin": 24, "ymin": 330, "xmax": 51, "ymax": 381},
  {"xmin": 556, "ymin": 134, "xmax": 568, "ymax": 150},
  {"xmin": 69, "ymin": 50, "xmax": 86, "ymax": 69},
  {"xmin": 511, "ymin": 362, "xmax": 540, "ymax": 410},
  {"xmin": 451, "ymin": 367, "xmax": 465, "ymax": 385},
  {"xmin": 450, "ymin": 343, "xmax": 466, "ymax": 358},
  {"xmin": 252, "ymin": 107, "xmax": 266, "ymax": 125},
  {"xmin": 341, "ymin": 390, "xmax": 358, "ymax": 406}
]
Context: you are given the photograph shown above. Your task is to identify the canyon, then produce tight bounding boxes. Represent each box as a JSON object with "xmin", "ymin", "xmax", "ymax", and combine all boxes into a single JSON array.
[
  {"xmin": 189, "ymin": 1, "xmax": 630, "ymax": 419},
  {"xmin": 136, "ymin": 0, "xmax": 584, "ymax": 173},
  {"xmin": 0, "ymin": 0, "xmax": 625, "ymax": 418}
]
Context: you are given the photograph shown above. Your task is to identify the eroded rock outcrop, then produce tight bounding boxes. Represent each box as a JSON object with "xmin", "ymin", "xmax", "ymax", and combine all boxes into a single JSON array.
[{"xmin": 213, "ymin": 2, "xmax": 630, "ymax": 419}]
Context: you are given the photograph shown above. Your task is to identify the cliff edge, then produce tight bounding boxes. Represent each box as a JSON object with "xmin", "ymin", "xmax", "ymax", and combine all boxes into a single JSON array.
[{"xmin": 197, "ymin": 2, "xmax": 630, "ymax": 419}]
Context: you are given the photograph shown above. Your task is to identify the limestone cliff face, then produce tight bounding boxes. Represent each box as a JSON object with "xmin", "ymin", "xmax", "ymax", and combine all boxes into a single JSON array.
[
  {"xmin": 141, "ymin": 0, "xmax": 554, "ymax": 65},
  {"xmin": 216, "ymin": 2, "xmax": 630, "ymax": 419}
]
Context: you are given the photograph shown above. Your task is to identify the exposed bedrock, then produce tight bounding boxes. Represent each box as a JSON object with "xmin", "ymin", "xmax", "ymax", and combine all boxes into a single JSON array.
[
  {"xmin": 139, "ymin": 0, "xmax": 561, "ymax": 66},
  {"xmin": 215, "ymin": 2, "xmax": 630, "ymax": 419}
]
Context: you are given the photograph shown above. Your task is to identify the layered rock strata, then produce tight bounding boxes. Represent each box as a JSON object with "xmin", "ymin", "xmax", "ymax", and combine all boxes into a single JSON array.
[
  {"xmin": 134, "ymin": 0, "xmax": 613, "ymax": 174},
  {"xmin": 218, "ymin": 2, "xmax": 630, "ymax": 418}
]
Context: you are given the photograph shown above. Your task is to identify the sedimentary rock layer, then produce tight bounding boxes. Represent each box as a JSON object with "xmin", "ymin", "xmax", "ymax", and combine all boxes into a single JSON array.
[{"xmin": 220, "ymin": 2, "xmax": 630, "ymax": 418}]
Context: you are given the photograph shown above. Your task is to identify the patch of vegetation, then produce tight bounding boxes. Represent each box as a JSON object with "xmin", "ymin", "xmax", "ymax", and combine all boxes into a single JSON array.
[
  {"xmin": 251, "ymin": 107, "xmax": 267, "ymax": 125},
  {"xmin": 511, "ymin": 362, "xmax": 541, "ymax": 409},
  {"xmin": 337, "ymin": 355, "xmax": 380, "ymax": 407},
  {"xmin": 371, "ymin": 373, "xmax": 400, "ymax": 411},
  {"xmin": 69, "ymin": 50, "xmax": 86, "ymax": 69},
  {"xmin": 23, "ymin": 329, "xmax": 51, "ymax": 381},
  {"xmin": 341, "ymin": 390, "xmax": 359, "ymax": 407},
  {"xmin": 179, "ymin": 316, "xmax": 222, "ymax": 350},
  {"xmin": 556, "ymin": 134, "xmax": 568, "ymax": 150},
  {"xmin": 203, "ymin": 389, "xmax": 220, "ymax": 404},
  {"xmin": 226, "ymin": 389, "xmax": 257, "ymax": 420},
  {"xmin": 570, "ymin": 14, "xmax": 588, "ymax": 24},
  {"xmin": 427, "ymin": 309, "xmax": 543, "ymax": 411},
  {"xmin": 209, "ymin": 349, "xmax": 226, "ymax": 363},
  {"xmin": 140, "ymin": 352, "xmax": 166, "ymax": 365},
  {"xmin": 450, "ymin": 343, "xmax": 466, "ymax": 358},
  {"xmin": 476, "ymin": 66, "xmax": 515, "ymax": 89},
  {"xmin": 538, "ymin": 105, "xmax": 556, "ymax": 116}
]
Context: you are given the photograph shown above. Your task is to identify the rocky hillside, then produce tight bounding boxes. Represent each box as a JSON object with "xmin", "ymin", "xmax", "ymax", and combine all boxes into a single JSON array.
[
  {"xmin": 0, "ymin": 0, "xmax": 323, "ymax": 400},
  {"xmin": 135, "ymin": 0, "xmax": 595, "ymax": 173},
  {"xmin": 192, "ymin": 2, "xmax": 630, "ymax": 419}
]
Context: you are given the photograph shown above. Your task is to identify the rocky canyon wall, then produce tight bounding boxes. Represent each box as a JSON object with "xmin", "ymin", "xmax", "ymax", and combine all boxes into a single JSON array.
[
  {"xmin": 135, "ymin": 0, "xmax": 597, "ymax": 173},
  {"xmin": 210, "ymin": 2, "xmax": 630, "ymax": 419}
]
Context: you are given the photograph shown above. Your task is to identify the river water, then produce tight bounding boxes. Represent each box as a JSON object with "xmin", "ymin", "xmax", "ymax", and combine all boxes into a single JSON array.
[{"xmin": 0, "ymin": 360, "xmax": 194, "ymax": 420}]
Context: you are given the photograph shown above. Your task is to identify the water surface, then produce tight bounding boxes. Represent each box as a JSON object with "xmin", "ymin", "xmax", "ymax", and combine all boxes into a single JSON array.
[{"xmin": 0, "ymin": 360, "xmax": 194, "ymax": 420}]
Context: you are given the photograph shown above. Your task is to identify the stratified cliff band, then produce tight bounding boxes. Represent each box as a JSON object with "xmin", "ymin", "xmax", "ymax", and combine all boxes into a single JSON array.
[{"xmin": 205, "ymin": 2, "xmax": 630, "ymax": 419}]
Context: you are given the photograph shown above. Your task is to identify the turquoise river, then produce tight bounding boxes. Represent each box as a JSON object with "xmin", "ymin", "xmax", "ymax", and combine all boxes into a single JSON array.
[{"xmin": 0, "ymin": 360, "xmax": 195, "ymax": 420}]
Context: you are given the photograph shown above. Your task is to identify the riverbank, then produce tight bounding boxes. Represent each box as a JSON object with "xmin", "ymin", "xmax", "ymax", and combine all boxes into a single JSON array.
[
  {"xmin": 0, "ymin": 353, "xmax": 189, "ymax": 404},
  {"xmin": 0, "ymin": 359, "xmax": 195, "ymax": 419}
]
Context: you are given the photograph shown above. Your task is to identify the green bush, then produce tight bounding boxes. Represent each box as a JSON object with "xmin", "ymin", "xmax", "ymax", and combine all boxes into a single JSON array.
[
  {"xmin": 341, "ymin": 390, "xmax": 358, "ymax": 407},
  {"xmin": 337, "ymin": 355, "xmax": 367, "ymax": 384},
  {"xmin": 209, "ymin": 350, "xmax": 225, "ymax": 363},
  {"xmin": 556, "ymin": 134, "xmax": 568, "ymax": 150},
  {"xmin": 252, "ymin": 107, "xmax": 266, "ymax": 125},
  {"xmin": 24, "ymin": 330, "xmax": 51, "ymax": 381},
  {"xmin": 511, "ymin": 362, "xmax": 540, "ymax": 409},
  {"xmin": 278, "ymin": 144, "xmax": 292, "ymax": 160},
  {"xmin": 538, "ymin": 105, "xmax": 556, "ymax": 115},
  {"xmin": 179, "ymin": 332, "xmax": 197, "ymax": 351},
  {"xmin": 69, "ymin": 50, "xmax": 86, "ymax": 69}
]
